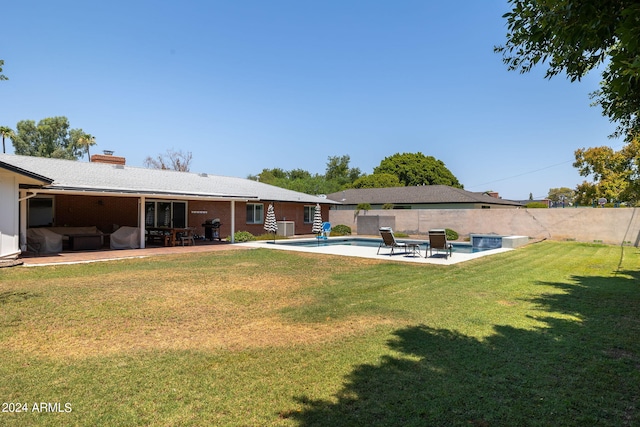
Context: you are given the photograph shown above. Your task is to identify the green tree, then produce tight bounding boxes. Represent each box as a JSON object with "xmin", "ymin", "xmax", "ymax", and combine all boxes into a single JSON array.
[
  {"xmin": 351, "ymin": 173, "xmax": 402, "ymax": 189},
  {"xmin": 288, "ymin": 168, "xmax": 312, "ymax": 181},
  {"xmin": 248, "ymin": 167, "xmax": 335, "ymax": 194},
  {"xmin": 325, "ymin": 155, "xmax": 363, "ymax": 188},
  {"xmin": 495, "ymin": 0, "xmax": 640, "ymax": 141},
  {"xmin": 247, "ymin": 168, "xmax": 287, "ymax": 184},
  {"xmin": 72, "ymin": 131, "xmax": 96, "ymax": 160},
  {"xmin": 0, "ymin": 126, "xmax": 14, "ymax": 154},
  {"xmin": 248, "ymin": 155, "xmax": 362, "ymax": 195},
  {"xmin": 12, "ymin": 117, "xmax": 87, "ymax": 159},
  {"xmin": 373, "ymin": 152, "xmax": 462, "ymax": 188},
  {"xmin": 548, "ymin": 187, "xmax": 576, "ymax": 206},
  {"xmin": 573, "ymin": 140, "xmax": 640, "ymax": 204},
  {"xmin": 0, "ymin": 59, "xmax": 7, "ymax": 81}
]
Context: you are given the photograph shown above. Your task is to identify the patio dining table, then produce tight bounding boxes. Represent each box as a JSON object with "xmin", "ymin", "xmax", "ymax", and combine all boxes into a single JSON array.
[{"xmin": 146, "ymin": 227, "xmax": 194, "ymax": 247}]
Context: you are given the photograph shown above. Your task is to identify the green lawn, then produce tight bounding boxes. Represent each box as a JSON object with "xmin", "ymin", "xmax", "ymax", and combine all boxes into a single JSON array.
[{"xmin": 1, "ymin": 241, "xmax": 639, "ymax": 426}]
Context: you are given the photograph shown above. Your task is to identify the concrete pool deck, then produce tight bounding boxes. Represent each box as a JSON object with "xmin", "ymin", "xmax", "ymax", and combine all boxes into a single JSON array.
[
  {"xmin": 14, "ymin": 237, "xmax": 513, "ymax": 267},
  {"xmin": 240, "ymin": 238, "xmax": 513, "ymax": 265}
]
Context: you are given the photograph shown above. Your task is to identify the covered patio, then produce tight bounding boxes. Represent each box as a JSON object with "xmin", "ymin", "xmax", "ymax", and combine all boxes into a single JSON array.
[
  {"xmin": 0, "ymin": 154, "xmax": 335, "ymax": 259},
  {"xmin": 18, "ymin": 239, "xmax": 247, "ymax": 266}
]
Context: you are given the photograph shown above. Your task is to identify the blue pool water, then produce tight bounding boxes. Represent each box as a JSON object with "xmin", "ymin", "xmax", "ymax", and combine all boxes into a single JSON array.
[{"xmin": 269, "ymin": 237, "xmax": 493, "ymax": 254}]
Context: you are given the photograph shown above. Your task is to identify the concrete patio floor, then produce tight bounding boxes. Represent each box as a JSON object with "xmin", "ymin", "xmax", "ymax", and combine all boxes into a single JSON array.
[{"xmin": 17, "ymin": 241, "xmax": 243, "ymax": 267}]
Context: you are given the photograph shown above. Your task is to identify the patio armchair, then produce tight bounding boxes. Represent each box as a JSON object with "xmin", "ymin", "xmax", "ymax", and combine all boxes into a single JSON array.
[
  {"xmin": 377, "ymin": 227, "xmax": 409, "ymax": 255},
  {"xmin": 26, "ymin": 228, "xmax": 63, "ymax": 254},
  {"xmin": 428, "ymin": 229, "xmax": 452, "ymax": 258},
  {"xmin": 110, "ymin": 226, "xmax": 141, "ymax": 249}
]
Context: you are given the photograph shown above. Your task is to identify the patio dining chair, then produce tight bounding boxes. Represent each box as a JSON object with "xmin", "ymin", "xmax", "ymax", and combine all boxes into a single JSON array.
[
  {"xmin": 178, "ymin": 228, "xmax": 196, "ymax": 246},
  {"xmin": 377, "ymin": 227, "xmax": 409, "ymax": 255}
]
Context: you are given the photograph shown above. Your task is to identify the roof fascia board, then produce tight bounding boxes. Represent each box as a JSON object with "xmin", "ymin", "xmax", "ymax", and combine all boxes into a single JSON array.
[
  {"xmin": 0, "ymin": 161, "xmax": 53, "ymax": 184},
  {"xmin": 30, "ymin": 187, "xmax": 256, "ymax": 201}
]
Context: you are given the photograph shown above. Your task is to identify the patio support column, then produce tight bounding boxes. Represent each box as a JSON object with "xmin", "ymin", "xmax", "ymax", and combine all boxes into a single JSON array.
[
  {"xmin": 230, "ymin": 200, "xmax": 235, "ymax": 243},
  {"xmin": 18, "ymin": 190, "xmax": 28, "ymax": 253},
  {"xmin": 139, "ymin": 196, "xmax": 146, "ymax": 249}
]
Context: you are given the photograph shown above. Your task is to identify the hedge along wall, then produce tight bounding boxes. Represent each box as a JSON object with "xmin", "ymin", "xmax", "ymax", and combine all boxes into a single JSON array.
[{"xmin": 328, "ymin": 207, "xmax": 640, "ymax": 246}]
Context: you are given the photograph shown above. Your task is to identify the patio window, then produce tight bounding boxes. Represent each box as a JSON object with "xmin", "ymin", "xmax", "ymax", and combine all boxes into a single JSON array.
[
  {"xmin": 28, "ymin": 196, "xmax": 54, "ymax": 227},
  {"xmin": 246, "ymin": 203, "xmax": 264, "ymax": 224},
  {"xmin": 303, "ymin": 205, "xmax": 315, "ymax": 224}
]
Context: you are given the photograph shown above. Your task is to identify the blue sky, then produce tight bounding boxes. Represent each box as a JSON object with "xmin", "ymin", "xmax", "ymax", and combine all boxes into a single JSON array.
[{"xmin": 1, "ymin": 1, "xmax": 622, "ymax": 200}]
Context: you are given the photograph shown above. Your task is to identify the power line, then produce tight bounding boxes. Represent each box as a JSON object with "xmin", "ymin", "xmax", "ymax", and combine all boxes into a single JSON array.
[{"xmin": 466, "ymin": 159, "xmax": 574, "ymax": 190}]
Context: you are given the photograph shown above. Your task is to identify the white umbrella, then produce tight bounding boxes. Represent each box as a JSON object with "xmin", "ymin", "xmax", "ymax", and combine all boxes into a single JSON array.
[
  {"xmin": 264, "ymin": 203, "xmax": 278, "ymax": 240},
  {"xmin": 311, "ymin": 203, "xmax": 323, "ymax": 235}
]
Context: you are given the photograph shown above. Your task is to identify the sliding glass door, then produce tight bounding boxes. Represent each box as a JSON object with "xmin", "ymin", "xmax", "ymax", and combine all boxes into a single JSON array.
[{"xmin": 145, "ymin": 201, "xmax": 187, "ymax": 228}]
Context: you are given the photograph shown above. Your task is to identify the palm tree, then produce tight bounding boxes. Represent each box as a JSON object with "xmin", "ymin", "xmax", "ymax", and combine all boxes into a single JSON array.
[
  {"xmin": 77, "ymin": 133, "xmax": 96, "ymax": 160},
  {"xmin": 0, "ymin": 126, "xmax": 14, "ymax": 154}
]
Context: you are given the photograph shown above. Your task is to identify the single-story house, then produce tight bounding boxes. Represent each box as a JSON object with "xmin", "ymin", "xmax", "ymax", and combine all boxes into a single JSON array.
[
  {"xmin": 326, "ymin": 186, "xmax": 523, "ymax": 210},
  {"xmin": 0, "ymin": 153, "xmax": 336, "ymax": 259}
]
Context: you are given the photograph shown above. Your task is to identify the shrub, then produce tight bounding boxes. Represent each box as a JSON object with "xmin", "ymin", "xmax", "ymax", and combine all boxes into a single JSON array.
[
  {"xmin": 445, "ymin": 228, "xmax": 459, "ymax": 241},
  {"xmin": 228, "ymin": 231, "xmax": 256, "ymax": 242},
  {"xmin": 331, "ymin": 224, "xmax": 351, "ymax": 236},
  {"xmin": 525, "ymin": 202, "xmax": 549, "ymax": 208},
  {"xmin": 382, "ymin": 203, "xmax": 394, "ymax": 210}
]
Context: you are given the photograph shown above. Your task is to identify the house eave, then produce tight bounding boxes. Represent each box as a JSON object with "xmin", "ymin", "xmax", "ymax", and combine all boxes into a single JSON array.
[
  {"xmin": 28, "ymin": 186, "xmax": 259, "ymax": 201},
  {"xmin": 0, "ymin": 161, "xmax": 53, "ymax": 185}
]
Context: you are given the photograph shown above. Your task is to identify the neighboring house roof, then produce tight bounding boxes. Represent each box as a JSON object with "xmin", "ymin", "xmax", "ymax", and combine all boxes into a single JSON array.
[
  {"xmin": 0, "ymin": 154, "xmax": 336, "ymax": 204},
  {"xmin": 326, "ymin": 185, "xmax": 523, "ymax": 207}
]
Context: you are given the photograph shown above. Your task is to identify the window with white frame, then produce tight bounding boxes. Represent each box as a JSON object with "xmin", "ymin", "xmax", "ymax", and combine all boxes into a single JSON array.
[
  {"xmin": 246, "ymin": 203, "xmax": 264, "ymax": 224},
  {"xmin": 303, "ymin": 205, "xmax": 315, "ymax": 223}
]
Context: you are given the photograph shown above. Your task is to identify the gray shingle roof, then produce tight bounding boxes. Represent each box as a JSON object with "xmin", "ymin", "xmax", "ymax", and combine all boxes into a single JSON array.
[
  {"xmin": 0, "ymin": 154, "xmax": 335, "ymax": 204},
  {"xmin": 326, "ymin": 185, "xmax": 522, "ymax": 206},
  {"xmin": 0, "ymin": 159, "xmax": 53, "ymax": 185}
]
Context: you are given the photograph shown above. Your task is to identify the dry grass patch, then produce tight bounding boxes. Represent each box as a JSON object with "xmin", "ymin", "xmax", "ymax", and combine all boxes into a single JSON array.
[{"xmin": 1, "ymin": 250, "xmax": 394, "ymax": 358}]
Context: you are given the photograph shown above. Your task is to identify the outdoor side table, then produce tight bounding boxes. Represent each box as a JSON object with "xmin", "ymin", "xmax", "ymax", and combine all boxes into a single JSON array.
[{"xmin": 407, "ymin": 243, "xmax": 421, "ymax": 257}]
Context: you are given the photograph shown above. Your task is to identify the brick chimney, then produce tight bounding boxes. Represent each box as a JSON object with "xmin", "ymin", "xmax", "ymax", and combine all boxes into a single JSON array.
[
  {"xmin": 91, "ymin": 150, "xmax": 125, "ymax": 165},
  {"xmin": 486, "ymin": 191, "xmax": 500, "ymax": 199}
]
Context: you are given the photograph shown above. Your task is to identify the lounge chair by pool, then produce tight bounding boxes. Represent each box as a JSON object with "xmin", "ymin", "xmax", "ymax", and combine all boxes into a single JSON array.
[
  {"xmin": 428, "ymin": 229, "xmax": 452, "ymax": 259},
  {"xmin": 377, "ymin": 227, "xmax": 409, "ymax": 255}
]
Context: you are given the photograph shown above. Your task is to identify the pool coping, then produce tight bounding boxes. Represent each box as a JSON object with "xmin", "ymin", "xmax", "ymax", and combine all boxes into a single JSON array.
[{"xmin": 239, "ymin": 237, "xmax": 512, "ymax": 265}]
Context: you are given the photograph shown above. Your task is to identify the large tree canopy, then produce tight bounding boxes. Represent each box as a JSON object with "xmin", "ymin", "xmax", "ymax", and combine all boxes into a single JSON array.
[
  {"xmin": 325, "ymin": 155, "xmax": 363, "ymax": 187},
  {"xmin": 249, "ymin": 153, "xmax": 462, "ymax": 193},
  {"xmin": 351, "ymin": 173, "xmax": 402, "ymax": 189},
  {"xmin": 573, "ymin": 140, "xmax": 640, "ymax": 204},
  {"xmin": 495, "ymin": 0, "xmax": 640, "ymax": 140},
  {"xmin": 12, "ymin": 117, "xmax": 92, "ymax": 160},
  {"xmin": 248, "ymin": 155, "xmax": 363, "ymax": 195},
  {"xmin": 373, "ymin": 152, "xmax": 462, "ymax": 188}
]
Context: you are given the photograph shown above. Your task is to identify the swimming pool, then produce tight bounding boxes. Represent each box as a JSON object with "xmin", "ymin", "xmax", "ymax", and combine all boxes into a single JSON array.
[{"xmin": 269, "ymin": 237, "xmax": 493, "ymax": 254}]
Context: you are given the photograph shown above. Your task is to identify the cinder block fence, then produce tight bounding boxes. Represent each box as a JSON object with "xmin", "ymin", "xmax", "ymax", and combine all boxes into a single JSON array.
[{"xmin": 329, "ymin": 208, "xmax": 640, "ymax": 246}]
